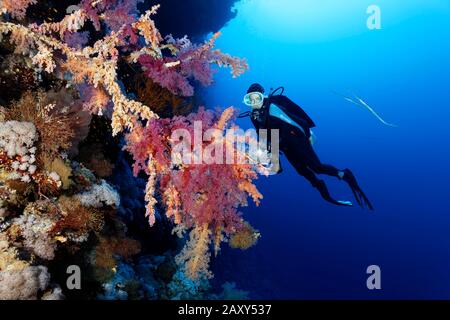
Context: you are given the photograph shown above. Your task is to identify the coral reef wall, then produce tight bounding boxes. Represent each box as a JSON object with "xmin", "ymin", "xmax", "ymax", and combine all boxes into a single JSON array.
[{"xmin": 0, "ymin": 0, "xmax": 258, "ymax": 300}]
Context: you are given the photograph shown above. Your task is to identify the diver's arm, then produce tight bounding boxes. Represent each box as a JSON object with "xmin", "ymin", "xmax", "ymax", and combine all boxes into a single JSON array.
[
  {"xmin": 250, "ymin": 116, "xmax": 261, "ymax": 133},
  {"xmin": 250, "ymin": 109, "xmax": 283, "ymax": 174}
]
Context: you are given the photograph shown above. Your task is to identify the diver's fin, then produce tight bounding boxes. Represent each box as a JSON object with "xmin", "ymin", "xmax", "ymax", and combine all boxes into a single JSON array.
[
  {"xmin": 342, "ymin": 169, "xmax": 374, "ymax": 210},
  {"xmin": 337, "ymin": 200, "xmax": 353, "ymax": 206},
  {"xmin": 315, "ymin": 180, "xmax": 353, "ymax": 207}
]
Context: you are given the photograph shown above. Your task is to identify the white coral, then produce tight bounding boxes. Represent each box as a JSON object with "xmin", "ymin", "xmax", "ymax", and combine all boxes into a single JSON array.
[
  {"xmin": 48, "ymin": 171, "xmax": 60, "ymax": 182},
  {"xmin": 11, "ymin": 161, "xmax": 20, "ymax": 170},
  {"xmin": 0, "ymin": 121, "xmax": 37, "ymax": 157},
  {"xmin": 13, "ymin": 210, "xmax": 56, "ymax": 260},
  {"xmin": 0, "ymin": 121, "xmax": 39, "ymax": 183},
  {"xmin": 0, "ymin": 266, "xmax": 50, "ymax": 300},
  {"xmin": 28, "ymin": 165, "xmax": 36, "ymax": 174},
  {"xmin": 75, "ymin": 179, "xmax": 120, "ymax": 208},
  {"xmin": 41, "ymin": 286, "xmax": 64, "ymax": 300}
]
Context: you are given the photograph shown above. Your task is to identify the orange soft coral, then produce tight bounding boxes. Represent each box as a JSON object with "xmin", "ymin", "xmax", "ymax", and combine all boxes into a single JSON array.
[
  {"xmin": 0, "ymin": 0, "xmax": 36, "ymax": 20},
  {"xmin": 175, "ymin": 224, "xmax": 213, "ymax": 282},
  {"xmin": 229, "ymin": 221, "xmax": 260, "ymax": 250}
]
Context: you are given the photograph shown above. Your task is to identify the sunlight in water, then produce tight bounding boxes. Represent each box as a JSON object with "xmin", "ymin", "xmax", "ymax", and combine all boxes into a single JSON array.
[{"xmin": 232, "ymin": 0, "xmax": 450, "ymax": 42}]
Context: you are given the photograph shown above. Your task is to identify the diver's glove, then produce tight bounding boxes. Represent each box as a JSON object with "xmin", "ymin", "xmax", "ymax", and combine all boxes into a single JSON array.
[
  {"xmin": 250, "ymin": 148, "xmax": 283, "ymax": 175},
  {"xmin": 267, "ymin": 155, "xmax": 283, "ymax": 175},
  {"xmin": 341, "ymin": 169, "xmax": 374, "ymax": 210}
]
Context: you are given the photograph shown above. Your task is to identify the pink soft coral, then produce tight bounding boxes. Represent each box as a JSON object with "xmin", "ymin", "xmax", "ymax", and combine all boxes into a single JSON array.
[
  {"xmin": 125, "ymin": 107, "xmax": 263, "ymax": 280},
  {"xmin": 139, "ymin": 32, "xmax": 248, "ymax": 97},
  {"xmin": 102, "ymin": 0, "xmax": 143, "ymax": 32},
  {"xmin": 138, "ymin": 55, "xmax": 195, "ymax": 97},
  {"xmin": 80, "ymin": 0, "xmax": 143, "ymax": 32}
]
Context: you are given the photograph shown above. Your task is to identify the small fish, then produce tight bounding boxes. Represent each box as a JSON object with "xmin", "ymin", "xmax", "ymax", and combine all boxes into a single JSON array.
[{"xmin": 335, "ymin": 91, "xmax": 398, "ymax": 128}]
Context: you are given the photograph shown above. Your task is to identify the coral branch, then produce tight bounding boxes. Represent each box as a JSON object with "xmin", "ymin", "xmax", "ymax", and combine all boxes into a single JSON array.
[{"xmin": 0, "ymin": 0, "xmax": 36, "ymax": 20}]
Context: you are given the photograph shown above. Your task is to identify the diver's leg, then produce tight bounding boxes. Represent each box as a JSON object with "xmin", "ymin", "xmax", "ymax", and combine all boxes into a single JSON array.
[
  {"xmin": 287, "ymin": 157, "xmax": 353, "ymax": 207},
  {"xmin": 294, "ymin": 138, "xmax": 374, "ymax": 210},
  {"xmin": 313, "ymin": 163, "xmax": 342, "ymax": 177},
  {"xmin": 313, "ymin": 163, "xmax": 374, "ymax": 210},
  {"xmin": 296, "ymin": 140, "xmax": 344, "ymax": 178},
  {"xmin": 312, "ymin": 163, "xmax": 374, "ymax": 210}
]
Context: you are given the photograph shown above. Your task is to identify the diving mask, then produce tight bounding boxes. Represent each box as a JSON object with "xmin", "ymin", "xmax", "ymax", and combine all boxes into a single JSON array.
[{"xmin": 243, "ymin": 92, "xmax": 264, "ymax": 107}]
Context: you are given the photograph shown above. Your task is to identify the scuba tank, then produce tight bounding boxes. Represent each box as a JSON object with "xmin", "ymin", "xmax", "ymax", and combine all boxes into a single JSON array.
[
  {"xmin": 269, "ymin": 86, "xmax": 285, "ymax": 97},
  {"xmin": 269, "ymin": 86, "xmax": 316, "ymax": 145}
]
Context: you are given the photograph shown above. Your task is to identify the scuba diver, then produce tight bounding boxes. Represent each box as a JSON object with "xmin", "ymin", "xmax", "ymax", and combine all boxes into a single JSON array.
[{"xmin": 242, "ymin": 83, "xmax": 373, "ymax": 210}]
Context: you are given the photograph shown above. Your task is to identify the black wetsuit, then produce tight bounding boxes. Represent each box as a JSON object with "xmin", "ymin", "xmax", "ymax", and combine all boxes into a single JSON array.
[{"xmin": 250, "ymin": 94, "xmax": 373, "ymax": 209}]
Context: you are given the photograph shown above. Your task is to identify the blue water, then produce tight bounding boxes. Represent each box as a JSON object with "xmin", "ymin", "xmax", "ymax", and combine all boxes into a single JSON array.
[{"xmin": 206, "ymin": 0, "xmax": 450, "ymax": 299}]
